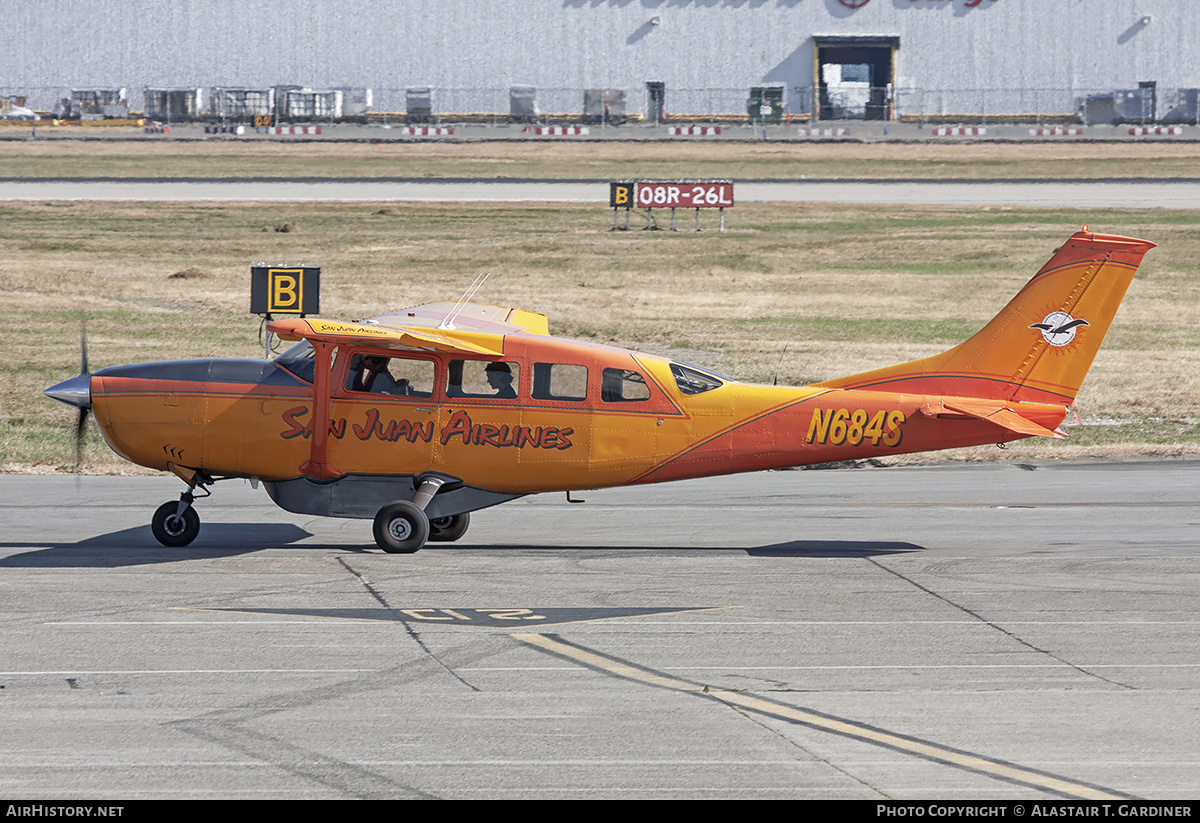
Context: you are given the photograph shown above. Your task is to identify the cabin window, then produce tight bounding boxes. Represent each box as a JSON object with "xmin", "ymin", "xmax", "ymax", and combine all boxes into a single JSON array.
[
  {"xmin": 532, "ymin": 363, "xmax": 588, "ymax": 401},
  {"xmin": 274, "ymin": 340, "xmax": 316, "ymax": 383},
  {"xmin": 448, "ymin": 360, "xmax": 520, "ymax": 399},
  {"xmin": 601, "ymin": 368, "xmax": 651, "ymax": 402},
  {"xmin": 671, "ymin": 363, "xmax": 723, "ymax": 395},
  {"xmin": 346, "ymin": 353, "xmax": 434, "ymax": 398}
]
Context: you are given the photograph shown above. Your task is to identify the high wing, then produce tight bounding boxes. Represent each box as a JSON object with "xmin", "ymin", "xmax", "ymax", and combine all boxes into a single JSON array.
[
  {"xmin": 368, "ymin": 302, "xmax": 550, "ymax": 336},
  {"xmin": 268, "ymin": 317, "xmax": 506, "ymax": 356},
  {"xmin": 268, "ymin": 302, "xmax": 551, "ymax": 357}
]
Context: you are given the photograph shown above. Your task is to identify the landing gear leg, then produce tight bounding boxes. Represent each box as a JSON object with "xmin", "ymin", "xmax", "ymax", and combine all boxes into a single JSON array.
[
  {"xmin": 151, "ymin": 472, "xmax": 211, "ymax": 548},
  {"xmin": 152, "ymin": 492, "xmax": 201, "ymax": 547}
]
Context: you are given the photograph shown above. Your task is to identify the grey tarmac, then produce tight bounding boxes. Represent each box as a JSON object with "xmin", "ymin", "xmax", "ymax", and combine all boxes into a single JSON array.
[
  {"xmin": 3, "ymin": 178, "xmax": 1200, "ymax": 208},
  {"xmin": 1, "ymin": 461, "xmax": 1198, "ymax": 799}
]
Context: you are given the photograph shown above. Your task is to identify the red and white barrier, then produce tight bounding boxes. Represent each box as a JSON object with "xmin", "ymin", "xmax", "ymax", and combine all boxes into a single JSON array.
[
  {"xmin": 1129, "ymin": 126, "xmax": 1183, "ymax": 136},
  {"xmin": 668, "ymin": 126, "xmax": 721, "ymax": 136},
  {"xmin": 798, "ymin": 128, "xmax": 850, "ymax": 137},
  {"xmin": 534, "ymin": 126, "xmax": 589, "ymax": 136},
  {"xmin": 1029, "ymin": 127, "xmax": 1083, "ymax": 136},
  {"xmin": 403, "ymin": 126, "xmax": 454, "ymax": 136},
  {"xmin": 204, "ymin": 125, "xmax": 244, "ymax": 135},
  {"xmin": 932, "ymin": 127, "xmax": 987, "ymax": 136},
  {"xmin": 267, "ymin": 125, "xmax": 322, "ymax": 135}
]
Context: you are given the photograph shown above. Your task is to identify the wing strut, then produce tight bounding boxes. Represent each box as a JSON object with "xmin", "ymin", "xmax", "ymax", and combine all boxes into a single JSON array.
[{"xmin": 299, "ymin": 340, "xmax": 342, "ymax": 479}]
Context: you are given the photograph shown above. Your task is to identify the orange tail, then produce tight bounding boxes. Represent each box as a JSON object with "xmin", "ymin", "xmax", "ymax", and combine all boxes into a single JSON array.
[{"xmin": 816, "ymin": 229, "xmax": 1155, "ymax": 405}]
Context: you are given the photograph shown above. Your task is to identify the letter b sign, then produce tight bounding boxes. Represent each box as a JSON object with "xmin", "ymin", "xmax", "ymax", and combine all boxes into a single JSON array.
[{"xmin": 251, "ymin": 265, "xmax": 321, "ymax": 315}]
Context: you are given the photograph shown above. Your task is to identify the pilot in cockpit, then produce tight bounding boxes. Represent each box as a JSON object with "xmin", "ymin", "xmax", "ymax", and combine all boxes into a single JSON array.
[{"xmin": 352, "ymin": 355, "xmax": 410, "ymax": 395}]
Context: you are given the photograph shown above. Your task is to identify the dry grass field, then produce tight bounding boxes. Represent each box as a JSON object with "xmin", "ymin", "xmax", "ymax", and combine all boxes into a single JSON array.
[
  {"xmin": 2, "ymin": 139, "xmax": 1199, "ymax": 473},
  {"xmin": 4, "ymin": 137, "xmax": 1200, "ymax": 180}
]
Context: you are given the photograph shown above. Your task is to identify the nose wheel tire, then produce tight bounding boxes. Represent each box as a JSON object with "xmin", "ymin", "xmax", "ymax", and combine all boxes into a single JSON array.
[
  {"xmin": 373, "ymin": 501, "xmax": 430, "ymax": 553},
  {"xmin": 151, "ymin": 501, "xmax": 201, "ymax": 547},
  {"xmin": 429, "ymin": 512, "xmax": 470, "ymax": 542}
]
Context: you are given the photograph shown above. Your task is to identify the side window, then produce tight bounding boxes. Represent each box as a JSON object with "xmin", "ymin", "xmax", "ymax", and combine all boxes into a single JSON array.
[
  {"xmin": 532, "ymin": 363, "xmax": 588, "ymax": 401},
  {"xmin": 601, "ymin": 368, "xmax": 651, "ymax": 402},
  {"xmin": 448, "ymin": 360, "xmax": 520, "ymax": 399},
  {"xmin": 670, "ymin": 363, "xmax": 723, "ymax": 395},
  {"xmin": 346, "ymin": 353, "xmax": 434, "ymax": 398}
]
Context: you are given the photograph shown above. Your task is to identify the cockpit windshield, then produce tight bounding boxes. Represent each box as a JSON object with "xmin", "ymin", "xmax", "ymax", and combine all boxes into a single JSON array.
[
  {"xmin": 274, "ymin": 339, "xmax": 316, "ymax": 383},
  {"xmin": 670, "ymin": 362, "xmax": 725, "ymax": 395}
]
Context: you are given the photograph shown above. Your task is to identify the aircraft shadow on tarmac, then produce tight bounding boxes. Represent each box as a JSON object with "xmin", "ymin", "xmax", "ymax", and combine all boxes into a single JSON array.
[
  {"xmin": 386, "ymin": 539, "xmax": 925, "ymax": 558},
  {"xmin": 0, "ymin": 528, "xmax": 924, "ymax": 567},
  {"xmin": 0, "ymin": 523, "xmax": 321, "ymax": 567},
  {"xmin": 747, "ymin": 540, "xmax": 923, "ymax": 557}
]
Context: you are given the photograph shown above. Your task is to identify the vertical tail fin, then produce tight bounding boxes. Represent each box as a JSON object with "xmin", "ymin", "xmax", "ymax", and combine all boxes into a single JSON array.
[{"xmin": 815, "ymin": 229, "xmax": 1155, "ymax": 405}]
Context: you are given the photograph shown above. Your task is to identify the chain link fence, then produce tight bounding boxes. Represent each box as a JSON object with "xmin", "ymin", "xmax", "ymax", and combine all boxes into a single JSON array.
[{"xmin": 3, "ymin": 85, "xmax": 1197, "ymax": 126}]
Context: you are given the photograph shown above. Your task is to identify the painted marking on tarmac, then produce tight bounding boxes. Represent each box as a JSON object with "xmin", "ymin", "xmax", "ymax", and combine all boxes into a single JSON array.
[
  {"xmin": 186, "ymin": 606, "xmax": 724, "ymax": 627},
  {"xmin": 513, "ymin": 632, "xmax": 1133, "ymax": 801}
]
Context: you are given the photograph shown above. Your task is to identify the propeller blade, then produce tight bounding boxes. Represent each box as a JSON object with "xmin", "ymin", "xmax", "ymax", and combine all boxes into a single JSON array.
[
  {"xmin": 74, "ymin": 406, "xmax": 89, "ymax": 472},
  {"xmin": 80, "ymin": 316, "xmax": 88, "ymax": 376}
]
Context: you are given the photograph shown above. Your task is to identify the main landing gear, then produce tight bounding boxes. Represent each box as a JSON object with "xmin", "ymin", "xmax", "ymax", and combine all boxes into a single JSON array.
[{"xmin": 372, "ymin": 474, "xmax": 470, "ymax": 553}]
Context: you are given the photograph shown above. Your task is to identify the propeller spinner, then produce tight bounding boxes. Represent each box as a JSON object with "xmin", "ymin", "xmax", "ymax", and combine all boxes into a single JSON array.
[{"xmin": 43, "ymin": 319, "xmax": 93, "ymax": 470}]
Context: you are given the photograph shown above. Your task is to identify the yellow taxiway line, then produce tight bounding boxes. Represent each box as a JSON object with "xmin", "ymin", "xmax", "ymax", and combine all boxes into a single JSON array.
[{"xmin": 514, "ymin": 632, "xmax": 1129, "ymax": 801}]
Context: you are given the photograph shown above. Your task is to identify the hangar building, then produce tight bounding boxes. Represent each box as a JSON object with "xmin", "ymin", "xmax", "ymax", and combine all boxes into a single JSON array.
[{"xmin": 2, "ymin": 0, "xmax": 1197, "ymax": 122}]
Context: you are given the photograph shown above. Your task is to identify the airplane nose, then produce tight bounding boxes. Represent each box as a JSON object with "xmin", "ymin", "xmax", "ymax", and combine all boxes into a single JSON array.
[{"xmin": 44, "ymin": 374, "xmax": 92, "ymax": 409}]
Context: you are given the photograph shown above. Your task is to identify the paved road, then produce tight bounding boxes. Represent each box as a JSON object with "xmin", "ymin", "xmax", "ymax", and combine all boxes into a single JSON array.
[
  {"xmin": 2, "ymin": 462, "xmax": 1198, "ymax": 799},
  {"xmin": 3, "ymin": 177, "xmax": 1200, "ymax": 208}
]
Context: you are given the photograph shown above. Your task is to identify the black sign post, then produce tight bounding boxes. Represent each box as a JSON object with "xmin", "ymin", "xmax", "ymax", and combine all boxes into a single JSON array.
[{"xmin": 609, "ymin": 181, "xmax": 634, "ymax": 231}]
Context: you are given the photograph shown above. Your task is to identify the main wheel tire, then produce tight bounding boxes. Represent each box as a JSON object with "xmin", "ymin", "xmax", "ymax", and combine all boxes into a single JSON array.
[
  {"xmin": 151, "ymin": 501, "xmax": 200, "ymax": 547},
  {"xmin": 373, "ymin": 501, "xmax": 430, "ymax": 554},
  {"xmin": 428, "ymin": 512, "xmax": 470, "ymax": 542}
]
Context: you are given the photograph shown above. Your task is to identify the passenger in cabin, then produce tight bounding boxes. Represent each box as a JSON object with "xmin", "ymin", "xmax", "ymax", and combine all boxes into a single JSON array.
[{"xmin": 485, "ymin": 362, "xmax": 517, "ymax": 399}]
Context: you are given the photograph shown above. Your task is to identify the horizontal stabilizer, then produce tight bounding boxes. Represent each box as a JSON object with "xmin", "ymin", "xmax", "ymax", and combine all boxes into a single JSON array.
[{"xmin": 926, "ymin": 398, "xmax": 1066, "ymax": 439}]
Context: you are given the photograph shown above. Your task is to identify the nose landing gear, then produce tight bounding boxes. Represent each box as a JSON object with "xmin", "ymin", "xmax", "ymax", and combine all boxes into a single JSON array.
[
  {"xmin": 151, "ymin": 497, "xmax": 200, "ymax": 547},
  {"xmin": 150, "ymin": 470, "xmax": 213, "ymax": 547}
]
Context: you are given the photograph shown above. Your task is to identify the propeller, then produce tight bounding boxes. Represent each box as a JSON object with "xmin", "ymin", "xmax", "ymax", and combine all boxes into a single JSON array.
[{"xmin": 44, "ymin": 317, "xmax": 93, "ymax": 472}]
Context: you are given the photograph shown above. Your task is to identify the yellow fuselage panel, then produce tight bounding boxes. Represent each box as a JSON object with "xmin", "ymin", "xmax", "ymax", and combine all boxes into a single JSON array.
[{"xmin": 87, "ymin": 342, "xmax": 1068, "ymax": 492}]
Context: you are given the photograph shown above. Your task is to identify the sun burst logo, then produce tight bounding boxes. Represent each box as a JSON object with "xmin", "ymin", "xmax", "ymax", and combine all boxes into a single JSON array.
[{"xmin": 1030, "ymin": 311, "xmax": 1089, "ymax": 348}]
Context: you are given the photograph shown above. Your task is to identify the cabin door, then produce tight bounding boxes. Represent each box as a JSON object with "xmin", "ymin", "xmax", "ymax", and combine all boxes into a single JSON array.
[{"xmin": 327, "ymin": 352, "xmax": 439, "ymax": 478}]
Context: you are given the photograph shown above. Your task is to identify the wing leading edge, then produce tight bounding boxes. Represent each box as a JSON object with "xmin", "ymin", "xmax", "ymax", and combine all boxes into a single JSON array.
[{"xmin": 268, "ymin": 302, "xmax": 550, "ymax": 357}]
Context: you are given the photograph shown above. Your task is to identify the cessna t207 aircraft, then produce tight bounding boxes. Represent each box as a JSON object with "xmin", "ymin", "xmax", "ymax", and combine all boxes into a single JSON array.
[{"xmin": 45, "ymin": 229, "xmax": 1153, "ymax": 553}]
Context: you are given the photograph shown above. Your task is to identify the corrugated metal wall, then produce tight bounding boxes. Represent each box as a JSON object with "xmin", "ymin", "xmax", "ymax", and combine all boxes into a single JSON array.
[{"xmin": 3, "ymin": 0, "xmax": 1197, "ymax": 116}]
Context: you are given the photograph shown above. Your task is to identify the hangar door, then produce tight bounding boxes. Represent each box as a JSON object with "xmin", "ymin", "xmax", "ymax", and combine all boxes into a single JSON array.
[{"xmin": 813, "ymin": 36, "xmax": 898, "ymax": 121}]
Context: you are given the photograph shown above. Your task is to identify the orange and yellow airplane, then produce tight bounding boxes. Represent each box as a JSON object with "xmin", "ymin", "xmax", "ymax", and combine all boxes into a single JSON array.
[{"xmin": 45, "ymin": 228, "xmax": 1153, "ymax": 552}]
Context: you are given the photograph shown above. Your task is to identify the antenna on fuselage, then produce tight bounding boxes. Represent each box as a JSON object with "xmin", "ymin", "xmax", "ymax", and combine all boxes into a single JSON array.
[{"xmin": 439, "ymin": 272, "xmax": 490, "ymax": 330}]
